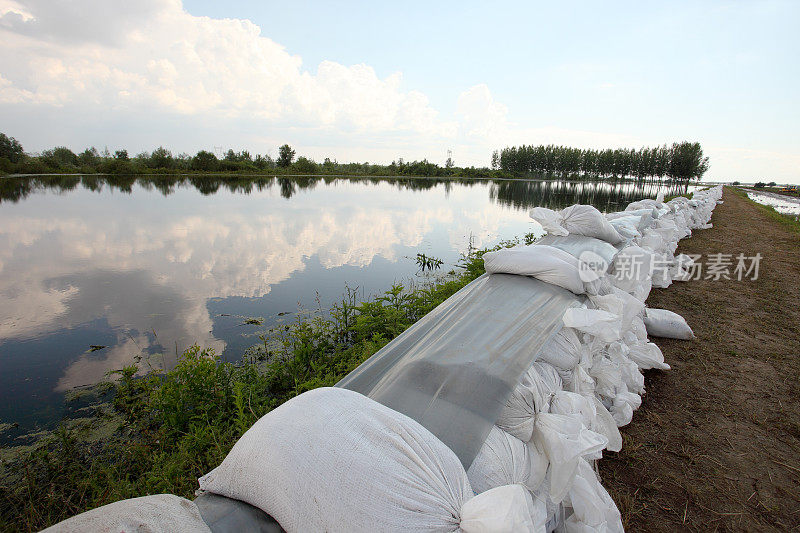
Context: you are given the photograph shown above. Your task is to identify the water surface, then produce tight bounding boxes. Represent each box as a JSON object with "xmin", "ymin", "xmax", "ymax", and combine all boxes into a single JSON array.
[
  {"xmin": 0, "ymin": 175, "xmax": 693, "ymax": 441},
  {"xmin": 746, "ymin": 190, "xmax": 800, "ymax": 216}
]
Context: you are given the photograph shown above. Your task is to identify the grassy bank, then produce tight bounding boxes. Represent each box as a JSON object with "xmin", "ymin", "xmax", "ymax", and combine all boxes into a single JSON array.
[{"xmin": 0, "ymin": 245, "xmax": 502, "ymax": 531}]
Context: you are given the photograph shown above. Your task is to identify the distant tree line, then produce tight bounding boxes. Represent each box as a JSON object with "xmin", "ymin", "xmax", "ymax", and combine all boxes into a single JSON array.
[
  {"xmin": 495, "ymin": 141, "xmax": 709, "ymax": 181},
  {"xmin": 1, "ymin": 131, "xmax": 709, "ymax": 182},
  {"xmin": 0, "ymin": 133, "xmax": 508, "ymax": 179}
]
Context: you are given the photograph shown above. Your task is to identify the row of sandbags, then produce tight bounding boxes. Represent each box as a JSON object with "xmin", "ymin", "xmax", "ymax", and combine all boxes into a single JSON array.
[
  {"xmin": 470, "ymin": 185, "xmax": 722, "ymax": 531},
  {"xmin": 43, "ymin": 186, "xmax": 723, "ymax": 533}
]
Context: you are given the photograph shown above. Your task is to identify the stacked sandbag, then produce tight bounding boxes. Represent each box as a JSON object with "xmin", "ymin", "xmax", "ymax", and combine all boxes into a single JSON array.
[
  {"xmin": 482, "ymin": 245, "xmax": 604, "ymax": 295},
  {"xmin": 198, "ymin": 387, "xmax": 539, "ymax": 532},
  {"xmin": 529, "ymin": 204, "xmax": 624, "ymax": 245},
  {"xmin": 500, "ymin": 186, "xmax": 722, "ymax": 530},
  {"xmin": 643, "ymin": 308, "xmax": 695, "ymax": 339}
]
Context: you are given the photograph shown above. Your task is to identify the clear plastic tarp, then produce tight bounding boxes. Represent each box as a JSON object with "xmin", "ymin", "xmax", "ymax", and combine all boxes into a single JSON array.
[{"xmin": 337, "ymin": 273, "xmax": 580, "ymax": 468}]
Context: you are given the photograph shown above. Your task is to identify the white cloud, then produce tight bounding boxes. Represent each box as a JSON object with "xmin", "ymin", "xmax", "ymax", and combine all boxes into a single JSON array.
[
  {"xmin": 0, "ymin": 0, "xmax": 452, "ymax": 140},
  {"xmin": 2, "ymin": 1, "xmax": 794, "ymax": 179},
  {"xmin": 456, "ymin": 84, "xmax": 509, "ymax": 140}
]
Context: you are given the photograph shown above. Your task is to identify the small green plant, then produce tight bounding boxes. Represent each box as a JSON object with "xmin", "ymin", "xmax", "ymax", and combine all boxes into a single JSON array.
[{"xmin": 415, "ymin": 253, "xmax": 444, "ymax": 271}]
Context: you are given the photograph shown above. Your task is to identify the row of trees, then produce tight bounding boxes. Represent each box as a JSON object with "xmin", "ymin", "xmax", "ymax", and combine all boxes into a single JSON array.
[
  {"xmin": 0, "ymin": 134, "xmax": 306, "ymax": 175},
  {"xmin": 0, "ymin": 133, "xmax": 505, "ymax": 179},
  {"xmin": 2, "ymin": 132, "xmax": 708, "ymax": 182},
  {"xmin": 493, "ymin": 142, "xmax": 709, "ymax": 181}
]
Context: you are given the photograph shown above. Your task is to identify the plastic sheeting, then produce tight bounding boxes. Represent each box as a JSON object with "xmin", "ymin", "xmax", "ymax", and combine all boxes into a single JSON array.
[
  {"xmin": 337, "ymin": 273, "xmax": 580, "ymax": 468},
  {"xmin": 195, "ymin": 493, "xmax": 284, "ymax": 533}
]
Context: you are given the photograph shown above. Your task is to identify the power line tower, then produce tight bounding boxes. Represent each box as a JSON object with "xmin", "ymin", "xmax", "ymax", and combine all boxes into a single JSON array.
[
  {"xmin": 446, "ymin": 149, "xmax": 454, "ymax": 169},
  {"xmin": 214, "ymin": 146, "xmax": 223, "ymax": 158}
]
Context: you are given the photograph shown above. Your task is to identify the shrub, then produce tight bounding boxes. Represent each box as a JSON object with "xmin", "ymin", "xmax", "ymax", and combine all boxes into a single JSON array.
[
  {"xmin": 293, "ymin": 156, "xmax": 318, "ymax": 174},
  {"xmin": 149, "ymin": 147, "xmax": 173, "ymax": 169},
  {"xmin": 191, "ymin": 150, "xmax": 220, "ymax": 171},
  {"xmin": 41, "ymin": 147, "xmax": 79, "ymax": 170}
]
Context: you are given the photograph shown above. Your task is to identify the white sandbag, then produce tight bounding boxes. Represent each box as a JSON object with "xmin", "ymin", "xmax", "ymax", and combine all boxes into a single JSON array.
[
  {"xmin": 638, "ymin": 230, "xmax": 664, "ymax": 253},
  {"xmin": 529, "ymin": 207, "xmax": 569, "ymax": 236},
  {"xmin": 625, "ymin": 199, "xmax": 662, "ymax": 213},
  {"xmin": 530, "ymin": 361, "xmax": 564, "ymax": 395},
  {"xmin": 588, "ymin": 288, "xmax": 644, "ymax": 334},
  {"xmin": 533, "ymin": 414, "xmax": 608, "ymax": 503},
  {"xmin": 631, "ymin": 277, "xmax": 653, "ymax": 303},
  {"xmin": 627, "ymin": 341, "xmax": 670, "ymax": 370},
  {"xmin": 530, "ymin": 205, "xmax": 624, "ymax": 244},
  {"xmin": 616, "ymin": 207, "xmax": 659, "ymax": 223},
  {"xmin": 482, "ymin": 245, "xmax": 589, "ymax": 295},
  {"xmin": 588, "ymin": 396, "xmax": 623, "ymax": 453},
  {"xmin": 564, "ymin": 364, "xmax": 597, "ymax": 399},
  {"xmin": 550, "ymin": 392, "xmax": 595, "ymax": 434},
  {"xmin": 465, "ymin": 427, "xmax": 557, "ymax": 532},
  {"xmin": 628, "ymin": 316, "xmax": 648, "ymax": 342},
  {"xmin": 643, "ymin": 308, "xmax": 695, "ymax": 340},
  {"xmin": 652, "ymin": 218, "xmax": 679, "ymax": 244},
  {"xmin": 607, "ymin": 342, "xmax": 645, "ymax": 395},
  {"xmin": 558, "ymin": 205, "xmax": 624, "ymax": 244},
  {"xmin": 460, "ymin": 485, "xmax": 539, "ymax": 533},
  {"xmin": 562, "ymin": 307, "xmax": 622, "ymax": 343},
  {"xmin": 550, "ymin": 391, "xmax": 622, "ymax": 453},
  {"xmin": 466, "ymin": 427, "xmax": 548, "ymax": 510},
  {"xmin": 609, "ymin": 245, "xmax": 653, "ymax": 297},
  {"xmin": 199, "ymin": 387, "xmax": 535, "ymax": 533},
  {"xmin": 537, "ymin": 328, "xmax": 584, "ymax": 371},
  {"xmin": 651, "ymin": 266, "xmax": 672, "ymax": 289},
  {"xmin": 41, "ymin": 495, "xmax": 211, "ymax": 533},
  {"xmin": 553, "ymin": 365, "xmax": 622, "ymax": 451},
  {"xmin": 616, "ymin": 389, "xmax": 642, "ymax": 411},
  {"xmin": 497, "ymin": 371, "xmax": 552, "ymax": 442},
  {"xmin": 563, "ymin": 460, "xmax": 623, "ymax": 533},
  {"xmin": 608, "ymin": 211, "xmax": 654, "ymax": 235},
  {"xmin": 610, "ymin": 397, "xmax": 633, "ymax": 427},
  {"xmin": 587, "ymin": 356, "xmax": 625, "ymax": 401},
  {"xmin": 612, "ymin": 390, "xmax": 643, "ymax": 426},
  {"xmin": 669, "ymin": 254, "xmax": 695, "ymax": 282},
  {"xmin": 608, "ymin": 217, "xmax": 641, "ymax": 240},
  {"xmin": 497, "ymin": 361, "xmax": 566, "ymax": 443}
]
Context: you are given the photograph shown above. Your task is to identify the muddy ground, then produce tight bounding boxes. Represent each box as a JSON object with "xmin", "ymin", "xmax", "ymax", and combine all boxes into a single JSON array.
[{"xmin": 600, "ymin": 187, "xmax": 800, "ymax": 531}]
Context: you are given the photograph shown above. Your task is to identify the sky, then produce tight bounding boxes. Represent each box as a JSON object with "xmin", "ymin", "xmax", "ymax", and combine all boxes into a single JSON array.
[{"xmin": 0, "ymin": 0, "xmax": 798, "ymax": 182}]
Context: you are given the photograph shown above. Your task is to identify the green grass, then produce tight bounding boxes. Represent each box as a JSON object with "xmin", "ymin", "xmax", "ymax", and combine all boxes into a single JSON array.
[{"xmin": 0, "ymin": 249, "xmax": 496, "ymax": 531}]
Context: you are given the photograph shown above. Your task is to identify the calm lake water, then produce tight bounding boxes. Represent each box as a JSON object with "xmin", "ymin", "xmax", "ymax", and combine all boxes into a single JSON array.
[{"xmin": 0, "ymin": 175, "xmax": 694, "ymax": 442}]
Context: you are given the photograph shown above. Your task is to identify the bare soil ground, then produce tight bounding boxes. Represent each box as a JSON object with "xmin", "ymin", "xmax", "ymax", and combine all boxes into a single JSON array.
[{"xmin": 600, "ymin": 187, "xmax": 800, "ymax": 531}]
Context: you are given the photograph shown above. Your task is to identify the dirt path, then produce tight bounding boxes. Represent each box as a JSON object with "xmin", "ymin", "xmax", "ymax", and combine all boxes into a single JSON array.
[{"xmin": 600, "ymin": 187, "xmax": 800, "ymax": 531}]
